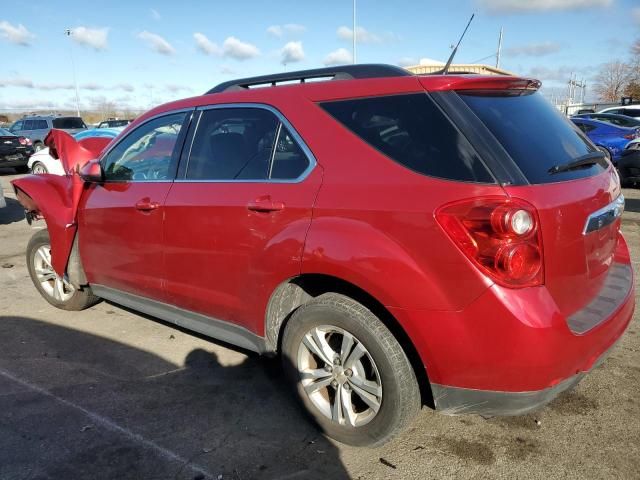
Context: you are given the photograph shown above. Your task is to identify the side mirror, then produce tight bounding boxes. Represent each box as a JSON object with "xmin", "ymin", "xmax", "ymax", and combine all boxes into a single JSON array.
[{"xmin": 79, "ymin": 159, "xmax": 103, "ymax": 182}]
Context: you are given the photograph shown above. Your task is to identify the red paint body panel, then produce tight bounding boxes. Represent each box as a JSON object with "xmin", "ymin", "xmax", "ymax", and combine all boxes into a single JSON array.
[
  {"xmin": 389, "ymin": 234, "xmax": 634, "ymax": 391},
  {"xmin": 162, "ymin": 168, "xmax": 323, "ymax": 333},
  {"xmin": 78, "ymin": 182, "xmax": 171, "ymax": 299}
]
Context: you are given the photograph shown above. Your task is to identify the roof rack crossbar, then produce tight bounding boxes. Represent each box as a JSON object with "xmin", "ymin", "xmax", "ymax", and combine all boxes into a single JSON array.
[{"xmin": 205, "ymin": 64, "xmax": 412, "ymax": 94}]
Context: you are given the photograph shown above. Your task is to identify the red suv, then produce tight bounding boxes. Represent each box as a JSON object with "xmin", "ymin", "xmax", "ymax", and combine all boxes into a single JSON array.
[{"xmin": 13, "ymin": 65, "xmax": 634, "ymax": 446}]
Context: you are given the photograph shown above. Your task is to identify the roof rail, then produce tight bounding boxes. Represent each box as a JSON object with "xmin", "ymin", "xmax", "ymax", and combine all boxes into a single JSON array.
[{"xmin": 205, "ymin": 63, "xmax": 412, "ymax": 94}]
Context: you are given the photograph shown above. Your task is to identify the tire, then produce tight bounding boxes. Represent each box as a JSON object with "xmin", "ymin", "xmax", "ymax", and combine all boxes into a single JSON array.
[
  {"xmin": 26, "ymin": 229, "xmax": 100, "ymax": 311},
  {"xmin": 14, "ymin": 165, "xmax": 29, "ymax": 174},
  {"xmin": 281, "ymin": 293, "xmax": 420, "ymax": 447},
  {"xmin": 31, "ymin": 161, "xmax": 49, "ymax": 174}
]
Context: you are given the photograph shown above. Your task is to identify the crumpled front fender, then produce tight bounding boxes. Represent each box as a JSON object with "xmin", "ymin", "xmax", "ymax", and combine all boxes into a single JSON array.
[{"xmin": 11, "ymin": 129, "xmax": 111, "ymax": 276}]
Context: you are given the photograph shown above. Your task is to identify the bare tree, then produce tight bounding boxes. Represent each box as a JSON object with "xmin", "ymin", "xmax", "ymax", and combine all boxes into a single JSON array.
[{"xmin": 594, "ymin": 61, "xmax": 633, "ymax": 102}]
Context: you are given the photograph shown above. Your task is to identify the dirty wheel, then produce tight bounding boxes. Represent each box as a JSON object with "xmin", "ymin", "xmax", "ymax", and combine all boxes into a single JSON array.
[
  {"xmin": 282, "ymin": 293, "xmax": 420, "ymax": 447},
  {"xmin": 26, "ymin": 229, "xmax": 100, "ymax": 310}
]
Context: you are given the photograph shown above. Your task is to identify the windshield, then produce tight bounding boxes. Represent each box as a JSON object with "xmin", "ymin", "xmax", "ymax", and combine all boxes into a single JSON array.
[
  {"xmin": 458, "ymin": 90, "xmax": 605, "ymax": 184},
  {"xmin": 52, "ymin": 117, "xmax": 87, "ymax": 129}
]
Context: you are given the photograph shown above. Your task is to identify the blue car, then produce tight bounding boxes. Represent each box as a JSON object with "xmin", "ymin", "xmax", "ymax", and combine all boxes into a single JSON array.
[{"xmin": 571, "ymin": 118, "xmax": 639, "ymax": 163}]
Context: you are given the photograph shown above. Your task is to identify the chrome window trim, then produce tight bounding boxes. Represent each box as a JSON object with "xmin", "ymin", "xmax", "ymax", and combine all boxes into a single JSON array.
[
  {"xmin": 175, "ymin": 102, "xmax": 317, "ymax": 184},
  {"xmin": 99, "ymin": 108, "xmax": 194, "ymax": 184},
  {"xmin": 582, "ymin": 194, "xmax": 625, "ymax": 235}
]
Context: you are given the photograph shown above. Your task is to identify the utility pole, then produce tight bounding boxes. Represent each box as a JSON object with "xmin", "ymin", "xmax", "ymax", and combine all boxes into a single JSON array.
[
  {"xmin": 64, "ymin": 28, "xmax": 81, "ymax": 117},
  {"xmin": 496, "ymin": 27, "xmax": 503, "ymax": 69},
  {"xmin": 352, "ymin": 0, "xmax": 357, "ymax": 64}
]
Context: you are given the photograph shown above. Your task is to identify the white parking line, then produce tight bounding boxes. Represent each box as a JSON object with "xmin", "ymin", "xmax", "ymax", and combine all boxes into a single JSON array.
[{"xmin": 0, "ymin": 367, "xmax": 214, "ymax": 479}]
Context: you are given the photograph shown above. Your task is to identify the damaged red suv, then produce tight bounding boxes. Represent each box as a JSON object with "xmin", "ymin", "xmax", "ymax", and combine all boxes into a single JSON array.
[{"xmin": 13, "ymin": 65, "xmax": 634, "ymax": 446}]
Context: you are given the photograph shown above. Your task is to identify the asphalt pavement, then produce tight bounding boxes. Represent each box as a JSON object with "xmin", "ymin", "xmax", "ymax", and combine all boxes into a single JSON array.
[{"xmin": 1, "ymin": 169, "xmax": 639, "ymax": 480}]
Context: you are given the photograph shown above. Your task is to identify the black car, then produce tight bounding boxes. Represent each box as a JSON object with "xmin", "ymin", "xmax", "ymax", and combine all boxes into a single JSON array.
[
  {"xmin": 0, "ymin": 127, "xmax": 35, "ymax": 173},
  {"xmin": 573, "ymin": 113, "xmax": 640, "ymax": 128},
  {"xmin": 97, "ymin": 119, "xmax": 132, "ymax": 128}
]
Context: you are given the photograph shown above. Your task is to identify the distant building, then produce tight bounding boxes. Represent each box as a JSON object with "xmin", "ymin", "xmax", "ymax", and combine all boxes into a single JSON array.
[{"xmin": 404, "ymin": 63, "xmax": 513, "ymax": 76}]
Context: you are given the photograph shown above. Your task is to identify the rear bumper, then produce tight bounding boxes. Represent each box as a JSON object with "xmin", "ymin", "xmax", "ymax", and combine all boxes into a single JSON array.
[
  {"xmin": 430, "ymin": 337, "xmax": 618, "ymax": 416},
  {"xmin": 0, "ymin": 152, "xmax": 30, "ymax": 167},
  {"xmin": 388, "ymin": 234, "xmax": 635, "ymax": 415}
]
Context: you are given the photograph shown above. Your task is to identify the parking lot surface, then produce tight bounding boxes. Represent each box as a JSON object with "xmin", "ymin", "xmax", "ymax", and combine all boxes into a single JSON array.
[{"xmin": 1, "ymin": 170, "xmax": 639, "ymax": 480}]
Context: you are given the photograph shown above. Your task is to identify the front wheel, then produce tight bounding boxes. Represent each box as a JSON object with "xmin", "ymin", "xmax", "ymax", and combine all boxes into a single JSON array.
[
  {"xmin": 281, "ymin": 293, "xmax": 420, "ymax": 447},
  {"xmin": 26, "ymin": 229, "xmax": 100, "ymax": 310}
]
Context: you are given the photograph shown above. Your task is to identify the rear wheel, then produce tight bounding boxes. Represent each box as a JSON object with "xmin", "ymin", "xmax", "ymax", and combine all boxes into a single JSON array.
[
  {"xmin": 31, "ymin": 161, "xmax": 49, "ymax": 174},
  {"xmin": 26, "ymin": 229, "xmax": 100, "ymax": 310},
  {"xmin": 281, "ymin": 293, "xmax": 420, "ymax": 447}
]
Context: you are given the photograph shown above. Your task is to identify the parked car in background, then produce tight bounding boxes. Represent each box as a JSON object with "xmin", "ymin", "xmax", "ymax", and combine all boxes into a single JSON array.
[
  {"xmin": 0, "ymin": 127, "xmax": 34, "ymax": 173},
  {"xmin": 97, "ymin": 119, "xmax": 132, "ymax": 129},
  {"xmin": 573, "ymin": 113, "xmax": 640, "ymax": 128},
  {"xmin": 598, "ymin": 105, "xmax": 640, "ymax": 118},
  {"xmin": 12, "ymin": 65, "xmax": 634, "ymax": 446},
  {"xmin": 617, "ymin": 148, "xmax": 640, "ymax": 187},
  {"xmin": 571, "ymin": 117, "xmax": 639, "ymax": 162},
  {"xmin": 9, "ymin": 115, "xmax": 87, "ymax": 152},
  {"xmin": 28, "ymin": 127, "xmax": 124, "ymax": 175}
]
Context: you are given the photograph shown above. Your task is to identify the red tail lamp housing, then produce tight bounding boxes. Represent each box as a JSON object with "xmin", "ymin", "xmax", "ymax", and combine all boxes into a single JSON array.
[
  {"xmin": 18, "ymin": 137, "xmax": 32, "ymax": 146},
  {"xmin": 436, "ymin": 197, "xmax": 544, "ymax": 288}
]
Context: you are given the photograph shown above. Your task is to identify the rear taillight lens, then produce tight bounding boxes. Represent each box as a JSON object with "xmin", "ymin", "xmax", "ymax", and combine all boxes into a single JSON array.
[
  {"xmin": 18, "ymin": 137, "xmax": 32, "ymax": 145},
  {"xmin": 624, "ymin": 129, "xmax": 640, "ymax": 140},
  {"xmin": 436, "ymin": 197, "xmax": 544, "ymax": 288}
]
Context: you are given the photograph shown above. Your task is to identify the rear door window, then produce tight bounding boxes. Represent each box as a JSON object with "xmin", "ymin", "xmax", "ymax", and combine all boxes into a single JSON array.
[
  {"xmin": 34, "ymin": 120, "xmax": 49, "ymax": 130},
  {"xmin": 459, "ymin": 91, "xmax": 604, "ymax": 184},
  {"xmin": 185, "ymin": 108, "xmax": 310, "ymax": 181},
  {"xmin": 53, "ymin": 117, "xmax": 86, "ymax": 129},
  {"xmin": 320, "ymin": 93, "xmax": 493, "ymax": 183},
  {"xmin": 23, "ymin": 120, "xmax": 35, "ymax": 130}
]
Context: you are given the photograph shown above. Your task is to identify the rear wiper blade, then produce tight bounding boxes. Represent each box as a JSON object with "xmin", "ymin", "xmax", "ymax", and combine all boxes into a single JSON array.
[{"xmin": 548, "ymin": 151, "xmax": 607, "ymax": 174}]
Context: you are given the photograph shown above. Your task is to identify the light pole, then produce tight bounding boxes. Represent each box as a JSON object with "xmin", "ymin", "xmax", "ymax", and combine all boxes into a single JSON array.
[
  {"xmin": 352, "ymin": 0, "xmax": 357, "ymax": 64},
  {"xmin": 64, "ymin": 28, "xmax": 81, "ymax": 117}
]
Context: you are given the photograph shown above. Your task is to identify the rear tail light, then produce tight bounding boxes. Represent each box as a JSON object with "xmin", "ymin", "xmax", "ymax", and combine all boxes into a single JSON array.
[
  {"xmin": 18, "ymin": 137, "xmax": 32, "ymax": 145},
  {"xmin": 624, "ymin": 129, "xmax": 640, "ymax": 140},
  {"xmin": 436, "ymin": 197, "xmax": 544, "ymax": 288}
]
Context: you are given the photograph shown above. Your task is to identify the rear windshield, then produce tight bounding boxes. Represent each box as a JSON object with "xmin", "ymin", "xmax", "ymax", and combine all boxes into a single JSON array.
[
  {"xmin": 459, "ymin": 91, "xmax": 604, "ymax": 184},
  {"xmin": 320, "ymin": 93, "xmax": 493, "ymax": 183},
  {"xmin": 52, "ymin": 117, "xmax": 86, "ymax": 129}
]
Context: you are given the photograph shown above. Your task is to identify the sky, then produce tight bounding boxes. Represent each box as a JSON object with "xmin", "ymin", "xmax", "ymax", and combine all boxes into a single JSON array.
[{"xmin": 1, "ymin": 0, "xmax": 639, "ymax": 113}]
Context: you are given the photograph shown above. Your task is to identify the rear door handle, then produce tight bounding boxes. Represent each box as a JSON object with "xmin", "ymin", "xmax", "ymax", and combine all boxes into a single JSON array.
[
  {"xmin": 135, "ymin": 198, "xmax": 160, "ymax": 212},
  {"xmin": 247, "ymin": 196, "xmax": 285, "ymax": 213}
]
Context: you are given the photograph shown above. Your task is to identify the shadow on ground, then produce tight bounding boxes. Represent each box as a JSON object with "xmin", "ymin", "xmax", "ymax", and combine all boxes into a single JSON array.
[
  {"xmin": 0, "ymin": 197, "xmax": 26, "ymax": 225},
  {"xmin": 0, "ymin": 316, "xmax": 348, "ymax": 480}
]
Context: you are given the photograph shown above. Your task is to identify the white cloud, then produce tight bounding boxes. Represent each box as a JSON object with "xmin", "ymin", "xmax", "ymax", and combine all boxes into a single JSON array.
[
  {"xmin": 222, "ymin": 36, "xmax": 260, "ymax": 60},
  {"xmin": 71, "ymin": 26, "xmax": 109, "ymax": 51},
  {"xmin": 0, "ymin": 99, "xmax": 57, "ymax": 110},
  {"xmin": 151, "ymin": 8, "xmax": 161, "ymax": 20},
  {"xmin": 419, "ymin": 58, "xmax": 445, "ymax": 65},
  {"xmin": 324, "ymin": 48, "xmax": 353, "ymax": 66},
  {"xmin": 337, "ymin": 26, "xmax": 395, "ymax": 44},
  {"xmin": 194, "ymin": 32, "xmax": 222, "ymax": 55},
  {"xmin": 477, "ymin": 0, "xmax": 612, "ymax": 14},
  {"xmin": 504, "ymin": 41, "xmax": 562, "ymax": 56},
  {"xmin": 0, "ymin": 77, "xmax": 34, "ymax": 88},
  {"xmin": 267, "ymin": 25, "xmax": 283, "ymax": 38},
  {"xmin": 281, "ymin": 41, "xmax": 304, "ymax": 65},
  {"xmin": 526, "ymin": 65, "xmax": 590, "ymax": 83},
  {"xmin": 267, "ymin": 24, "xmax": 306, "ymax": 38},
  {"xmin": 138, "ymin": 31, "xmax": 175, "ymax": 55},
  {"xmin": 220, "ymin": 64, "xmax": 236, "ymax": 75},
  {"xmin": 38, "ymin": 83, "xmax": 75, "ymax": 91},
  {"xmin": 116, "ymin": 83, "xmax": 135, "ymax": 92},
  {"xmin": 165, "ymin": 84, "xmax": 192, "ymax": 94},
  {"xmin": 0, "ymin": 21, "xmax": 35, "ymax": 46}
]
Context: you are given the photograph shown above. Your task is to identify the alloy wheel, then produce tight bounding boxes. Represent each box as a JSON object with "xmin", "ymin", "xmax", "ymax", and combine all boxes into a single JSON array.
[
  {"xmin": 297, "ymin": 325, "xmax": 383, "ymax": 427},
  {"xmin": 33, "ymin": 244, "xmax": 74, "ymax": 302}
]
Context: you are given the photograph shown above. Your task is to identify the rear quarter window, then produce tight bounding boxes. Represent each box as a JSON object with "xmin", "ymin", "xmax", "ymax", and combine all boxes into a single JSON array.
[
  {"xmin": 459, "ymin": 91, "xmax": 604, "ymax": 184},
  {"xmin": 320, "ymin": 93, "xmax": 494, "ymax": 183},
  {"xmin": 53, "ymin": 117, "xmax": 86, "ymax": 129}
]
